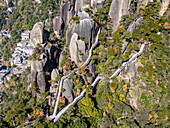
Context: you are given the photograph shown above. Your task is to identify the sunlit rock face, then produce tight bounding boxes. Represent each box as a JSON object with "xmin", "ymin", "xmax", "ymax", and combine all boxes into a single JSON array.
[
  {"xmin": 30, "ymin": 22, "xmax": 48, "ymax": 47},
  {"xmin": 109, "ymin": 0, "xmax": 154, "ymax": 33},
  {"xmin": 63, "ymin": 79, "xmax": 73, "ymax": 103},
  {"xmin": 109, "ymin": 0, "xmax": 132, "ymax": 33},
  {"xmin": 159, "ymin": 0, "xmax": 169, "ymax": 16},
  {"xmin": 69, "ymin": 33, "xmax": 87, "ymax": 67}
]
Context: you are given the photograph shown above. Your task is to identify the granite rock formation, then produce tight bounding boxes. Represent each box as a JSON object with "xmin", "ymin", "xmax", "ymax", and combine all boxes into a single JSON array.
[
  {"xmin": 28, "ymin": 45, "xmax": 59, "ymax": 93},
  {"xmin": 30, "ymin": 22, "xmax": 48, "ymax": 47},
  {"xmin": 63, "ymin": 79, "xmax": 73, "ymax": 103},
  {"xmin": 69, "ymin": 33, "xmax": 87, "ymax": 66},
  {"xmin": 109, "ymin": 0, "xmax": 154, "ymax": 33}
]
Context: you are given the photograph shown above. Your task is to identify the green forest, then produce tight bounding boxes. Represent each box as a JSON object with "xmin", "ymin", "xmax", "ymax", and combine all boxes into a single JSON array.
[{"xmin": 0, "ymin": 0, "xmax": 169, "ymax": 128}]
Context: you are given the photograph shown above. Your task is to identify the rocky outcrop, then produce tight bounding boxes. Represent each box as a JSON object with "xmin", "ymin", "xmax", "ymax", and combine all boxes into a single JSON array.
[
  {"xmin": 28, "ymin": 45, "xmax": 60, "ymax": 93},
  {"xmin": 53, "ymin": 0, "xmax": 104, "ymax": 37},
  {"xmin": 51, "ymin": 69, "xmax": 59, "ymax": 86},
  {"xmin": 30, "ymin": 22, "xmax": 48, "ymax": 47},
  {"xmin": 37, "ymin": 72, "xmax": 46, "ymax": 92},
  {"xmin": 109, "ymin": 0, "xmax": 132, "ymax": 33},
  {"xmin": 109, "ymin": 0, "xmax": 154, "ymax": 33},
  {"xmin": 53, "ymin": 17, "xmax": 61, "ymax": 37},
  {"xmin": 66, "ymin": 11, "xmax": 93, "ymax": 46},
  {"xmin": 31, "ymin": 60, "xmax": 44, "ymax": 72},
  {"xmin": 159, "ymin": 0, "xmax": 169, "ymax": 16},
  {"xmin": 69, "ymin": 33, "xmax": 87, "ymax": 66},
  {"xmin": 63, "ymin": 79, "xmax": 73, "ymax": 103},
  {"xmin": 124, "ymin": 61, "xmax": 137, "ymax": 83}
]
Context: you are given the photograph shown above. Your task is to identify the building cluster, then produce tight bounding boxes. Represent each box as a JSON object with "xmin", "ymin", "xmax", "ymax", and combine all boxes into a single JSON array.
[
  {"xmin": 10, "ymin": 31, "xmax": 34, "ymax": 65},
  {"xmin": 0, "ymin": 64, "xmax": 9, "ymax": 84},
  {"xmin": 0, "ymin": 30, "xmax": 11, "ymax": 39},
  {"xmin": 0, "ymin": 31, "xmax": 34, "ymax": 85}
]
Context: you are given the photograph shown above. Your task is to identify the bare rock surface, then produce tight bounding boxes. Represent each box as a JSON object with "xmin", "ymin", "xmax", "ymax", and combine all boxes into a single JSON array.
[
  {"xmin": 69, "ymin": 33, "xmax": 87, "ymax": 66},
  {"xmin": 37, "ymin": 72, "xmax": 46, "ymax": 92},
  {"xmin": 63, "ymin": 79, "xmax": 73, "ymax": 103},
  {"xmin": 30, "ymin": 22, "xmax": 47, "ymax": 47},
  {"xmin": 109, "ymin": 0, "xmax": 153, "ymax": 33},
  {"xmin": 66, "ymin": 19, "xmax": 92, "ymax": 45},
  {"xmin": 51, "ymin": 69, "xmax": 59, "ymax": 86},
  {"xmin": 109, "ymin": 0, "xmax": 132, "ymax": 33},
  {"xmin": 159, "ymin": 0, "xmax": 169, "ymax": 16}
]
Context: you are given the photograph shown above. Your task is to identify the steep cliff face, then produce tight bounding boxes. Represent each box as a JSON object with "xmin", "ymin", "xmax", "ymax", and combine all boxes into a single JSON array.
[
  {"xmin": 109, "ymin": 0, "xmax": 132, "ymax": 33},
  {"xmin": 109, "ymin": 0, "xmax": 154, "ymax": 32},
  {"xmin": 53, "ymin": 0, "xmax": 103, "ymax": 37},
  {"xmin": 28, "ymin": 44, "xmax": 59, "ymax": 93},
  {"xmin": 67, "ymin": 19, "xmax": 92, "ymax": 45},
  {"xmin": 53, "ymin": 0, "xmax": 76, "ymax": 36}
]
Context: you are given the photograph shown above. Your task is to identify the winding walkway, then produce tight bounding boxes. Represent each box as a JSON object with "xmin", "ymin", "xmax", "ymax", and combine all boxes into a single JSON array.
[
  {"xmin": 49, "ymin": 33, "xmax": 150, "ymax": 122},
  {"xmin": 50, "ymin": 28, "xmax": 101, "ymax": 118}
]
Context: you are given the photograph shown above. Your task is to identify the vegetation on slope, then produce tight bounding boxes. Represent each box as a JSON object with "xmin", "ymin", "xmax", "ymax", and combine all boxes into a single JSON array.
[{"xmin": 0, "ymin": 0, "xmax": 169, "ymax": 128}]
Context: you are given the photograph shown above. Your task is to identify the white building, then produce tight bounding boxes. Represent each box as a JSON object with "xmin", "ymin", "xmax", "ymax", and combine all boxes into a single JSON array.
[{"xmin": 11, "ymin": 40, "xmax": 34, "ymax": 64}]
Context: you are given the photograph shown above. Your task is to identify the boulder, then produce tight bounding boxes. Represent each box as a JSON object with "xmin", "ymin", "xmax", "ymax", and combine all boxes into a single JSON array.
[
  {"xmin": 30, "ymin": 22, "xmax": 47, "ymax": 47},
  {"xmin": 31, "ymin": 60, "xmax": 44, "ymax": 72},
  {"xmin": 63, "ymin": 79, "xmax": 73, "ymax": 103},
  {"xmin": 29, "ymin": 45, "xmax": 60, "ymax": 93},
  {"xmin": 69, "ymin": 33, "xmax": 79, "ymax": 65}
]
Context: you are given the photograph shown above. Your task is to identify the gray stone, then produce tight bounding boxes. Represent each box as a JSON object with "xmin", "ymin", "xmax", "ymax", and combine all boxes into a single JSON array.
[
  {"xmin": 69, "ymin": 33, "xmax": 79, "ymax": 65},
  {"xmin": 60, "ymin": 2, "xmax": 74, "ymax": 32},
  {"xmin": 30, "ymin": 70, "xmax": 37, "ymax": 84},
  {"xmin": 37, "ymin": 72, "xmax": 46, "ymax": 92},
  {"xmin": 31, "ymin": 60, "xmax": 44, "ymax": 72},
  {"xmin": 69, "ymin": 33, "xmax": 87, "ymax": 66},
  {"xmin": 77, "ymin": 11, "xmax": 90, "ymax": 20},
  {"xmin": 63, "ymin": 79, "xmax": 73, "ymax": 103},
  {"xmin": 109, "ymin": 0, "xmax": 153, "ymax": 33},
  {"xmin": 66, "ymin": 19, "xmax": 92, "ymax": 46},
  {"xmin": 109, "ymin": 0, "xmax": 132, "ymax": 33},
  {"xmin": 53, "ymin": 16, "xmax": 61, "ymax": 36},
  {"xmin": 30, "ymin": 22, "xmax": 47, "ymax": 47},
  {"xmin": 121, "ymin": 39, "xmax": 129, "ymax": 54},
  {"xmin": 51, "ymin": 69, "xmax": 59, "ymax": 86},
  {"xmin": 124, "ymin": 61, "xmax": 136, "ymax": 83}
]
